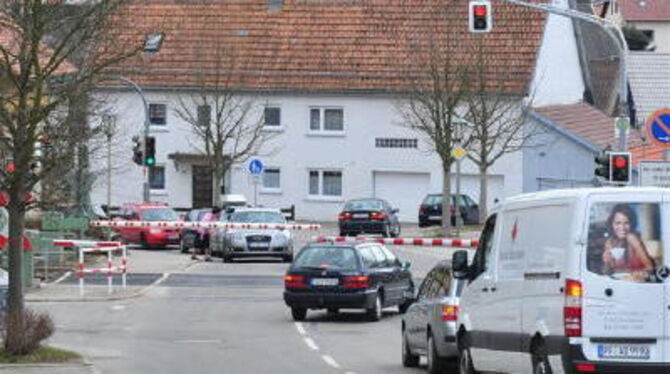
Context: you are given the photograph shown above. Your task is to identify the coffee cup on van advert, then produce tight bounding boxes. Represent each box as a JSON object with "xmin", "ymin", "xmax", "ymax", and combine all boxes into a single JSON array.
[{"xmin": 456, "ymin": 187, "xmax": 670, "ymax": 374}]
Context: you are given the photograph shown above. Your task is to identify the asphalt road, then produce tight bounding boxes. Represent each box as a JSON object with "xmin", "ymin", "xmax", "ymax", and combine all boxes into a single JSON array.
[{"xmin": 30, "ymin": 225, "xmax": 470, "ymax": 374}]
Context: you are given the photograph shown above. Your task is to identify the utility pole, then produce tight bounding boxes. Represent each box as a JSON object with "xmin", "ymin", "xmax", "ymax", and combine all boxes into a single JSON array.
[
  {"xmin": 103, "ymin": 115, "xmax": 116, "ymax": 211},
  {"xmin": 497, "ymin": 0, "xmax": 630, "ymax": 150}
]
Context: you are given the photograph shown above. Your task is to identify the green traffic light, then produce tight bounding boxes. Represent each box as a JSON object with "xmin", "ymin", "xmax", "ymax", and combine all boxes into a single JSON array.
[{"xmin": 145, "ymin": 157, "xmax": 156, "ymax": 166}]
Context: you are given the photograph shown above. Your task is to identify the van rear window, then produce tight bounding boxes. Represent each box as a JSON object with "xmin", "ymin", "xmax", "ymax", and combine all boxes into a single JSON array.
[{"xmin": 586, "ymin": 203, "xmax": 662, "ymax": 283}]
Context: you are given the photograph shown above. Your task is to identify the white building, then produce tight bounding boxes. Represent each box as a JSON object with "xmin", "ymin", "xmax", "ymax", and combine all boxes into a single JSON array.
[{"xmin": 90, "ymin": 0, "xmax": 586, "ymax": 222}]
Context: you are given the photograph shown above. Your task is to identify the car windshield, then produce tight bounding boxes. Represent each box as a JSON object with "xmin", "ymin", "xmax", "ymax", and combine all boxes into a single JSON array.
[
  {"xmin": 141, "ymin": 208, "xmax": 179, "ymax": 222},
  {"xmin": 344, "ymin": 200, "xmax": 383, "ymax": 211},
  {"xmin": 229, "ymin": 211, "xmax": 285, "ymax": 223},
  {"xmin": 294, "ymin": 247, "xmax": 359, "ymax": 270}
]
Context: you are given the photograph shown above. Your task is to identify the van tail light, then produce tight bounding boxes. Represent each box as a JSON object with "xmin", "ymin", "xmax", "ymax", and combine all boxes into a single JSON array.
[
  {"xmin": 575, "ymin": 363, "xmax": 596, "ymax": 372},
  {"xmin": 370, "ymin": 212, "xmax": 388, "ymax": 221},
  {"xmin": 284, "ymin": 274, "xmax": 307, "ymax": 289},
  {"xmin": 564, "ymin": 278, "xmax": 583, "ymax": 337},
  {"xmin": 343, "ymin": 275, "xmax": 370, "ymax": 289},
  {"xmin": 338, "ymin": 212, "xmax": 352, "ymax": 221},
  {"xmin": 441, "ymin": 305, "xmax": 459, "ymax": 321}
]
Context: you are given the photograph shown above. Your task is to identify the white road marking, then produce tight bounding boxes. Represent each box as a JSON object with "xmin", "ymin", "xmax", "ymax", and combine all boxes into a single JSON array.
[
  {"xmin": 345, "ymin": 372, "xmax": 357, "ymax": 374},
  {"xmin": 110, "ymin": 305, "xmax": 125, "ymax": 311},
  {"xmin": 174, "ymin": 339, "xmax": 222, "ymax": 344},
  {"xmin": 295, "ymin": 322, "xmax": 306, "ymax": 335},
  {"xmin": 303, "ymin": 337, "xmax": 319, "ymax": 351},
  {"xmin": 321, "ymin": 355, "xmax": 340, "ymax": 368}
]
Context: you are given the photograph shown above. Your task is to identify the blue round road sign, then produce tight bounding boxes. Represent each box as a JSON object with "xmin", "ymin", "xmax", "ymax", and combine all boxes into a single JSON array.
[
  {"xmin": 647, "ymin": 109, "xmax": 670, "ymax": 147},
  {"xmin": 248, "ymin": 158, "xmax": 264, "ymax": 175}
]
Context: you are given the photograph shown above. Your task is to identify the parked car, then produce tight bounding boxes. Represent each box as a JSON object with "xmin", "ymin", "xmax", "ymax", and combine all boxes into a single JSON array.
[
  {"xmin": 210, "ymin": 208, "xmax": 293, "ymax": 262},
  {"xmin": 418, "ymin": 193, "xmax": 479, "ymax": 228},
  {"xmin": 115, "ymin": 202, "xmax": 180, "ymax": 248},
  {"xmin": 452, "ymin": 187, "xmax": 670, "ymax": 374},
  {"xmin": 338, "ymin": 198, "xmax": 401, "ymax": 237},
  {"xmin": 283, "ymin": 242, "xmax": 414, "ymax": 322},
  {"xmin": 402, "ymin": 260, "xmax": 465, "ymax": 374},
  {"xmin": 180, "ymin": 208, "xmax": 218, "ymax": 254}
]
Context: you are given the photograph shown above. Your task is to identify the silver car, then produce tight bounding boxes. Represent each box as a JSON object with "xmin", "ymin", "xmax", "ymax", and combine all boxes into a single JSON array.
[
  {"xmin": 402, "ymin": 260, "xmax": 464, "ymax": 374},
  {"xmin": 210, "ymin": 208, "xmax": 294, "ymax": 263}
]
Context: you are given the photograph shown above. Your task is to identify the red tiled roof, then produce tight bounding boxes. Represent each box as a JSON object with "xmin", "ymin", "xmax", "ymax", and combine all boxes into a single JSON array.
[
  {"xmin": 622, "ymin": 0, "xmax": 670, "ymax": 21},
  {"xmin": 107, "ymin": 0, "xmax": 547, "ymax": 94},
  {"xmin": 533, "ymin": 102, "xmax": 617, "ymax": 149}
]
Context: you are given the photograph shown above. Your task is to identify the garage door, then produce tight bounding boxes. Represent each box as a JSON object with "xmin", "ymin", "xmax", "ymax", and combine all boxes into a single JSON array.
[{"xmin": 373, "ymin": 172, "xmax": 431, "ymax": 223}]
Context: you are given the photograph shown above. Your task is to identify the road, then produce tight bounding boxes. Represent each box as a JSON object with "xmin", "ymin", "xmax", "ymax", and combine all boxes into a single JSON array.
[{"xmin": 31, "ymin": 226, "xmax": 469, "ymax": 374}]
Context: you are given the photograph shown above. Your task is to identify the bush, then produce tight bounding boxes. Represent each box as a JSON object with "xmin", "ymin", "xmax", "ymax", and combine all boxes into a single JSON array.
[{"xmin": 2, "ymin": 309, "xmax": 54, "ymax": 356}]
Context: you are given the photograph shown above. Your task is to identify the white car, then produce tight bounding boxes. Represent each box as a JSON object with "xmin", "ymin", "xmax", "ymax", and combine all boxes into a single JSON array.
[
  {"xmin": 452, "ymin": 187, "xmax": 670, "ymax": 374},
  {"xmin": 210, "ymin": 208, "xmax": 293, "ymax": 263}
]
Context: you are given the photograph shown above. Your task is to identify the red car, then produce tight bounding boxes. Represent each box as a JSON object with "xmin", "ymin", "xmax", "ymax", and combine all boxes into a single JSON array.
[{"xmin": 115, "ymin": 203, "xmax": 180, "ymax": 248}]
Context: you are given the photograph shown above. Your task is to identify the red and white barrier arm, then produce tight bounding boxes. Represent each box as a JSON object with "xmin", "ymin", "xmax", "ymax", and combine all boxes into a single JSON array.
[
  {"xmin": 313, "ymin": 235, "xmax": 479, "ymax": 248},
  {"xmin": 90, "ymin": 220, "xmax": 322, "ymax": 231},
  {"xmin": 53, "ymin": 239, "xmax": 122, "ymax": 248}
]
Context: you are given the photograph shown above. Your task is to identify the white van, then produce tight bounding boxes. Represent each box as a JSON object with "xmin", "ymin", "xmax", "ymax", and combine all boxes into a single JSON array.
[{"xmin": 452, "ymin": 187, "xmax": 670, "ymax": 374}]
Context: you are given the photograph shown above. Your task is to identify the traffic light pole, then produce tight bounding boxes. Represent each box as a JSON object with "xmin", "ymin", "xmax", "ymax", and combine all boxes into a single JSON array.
[
  {"xmin": 497, "ymin": 0, "xmax": 629, "ymax": 151},
  {"xmin": 117, "ymin": 76, "xmax": 151, "ymax": 203}
]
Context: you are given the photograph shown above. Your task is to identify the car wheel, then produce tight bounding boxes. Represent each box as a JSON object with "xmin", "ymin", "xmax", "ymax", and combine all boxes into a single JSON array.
[
  {"xmin": 140, "ymin": 234, "xmax": 149, "ymax": 249},
  {"xmin": 179, "ymin": 239, "xmax": 188, "ymax": 254},
  {"xmin": 283, "ymin": 254, "xmax": 293, "ymax": 263},
  {"xmin": 291, "ymin": 307, "xmax": 307, "ymax": 321},
  {"xmin": 339, "ymin": 231, "xmax": 347, "ymax": 237},
  {"xmin": 532, "ymin": 341, "xmax": 553, "ymax": 374},
  {"xmin": 402, "ymin": 329, "xmax": 420, "ymax": 367},
  {"xmin": 382, "ymin": 224, "xmax": 391, "ymax": 238},
  {"xmin": 428, "ymin": 333, "xmax": 448, "ymax": 374},
  {"xmin": 367, "ymin": 293, "xmax": 383, "ymax": 321},
  {"xmin": 392, "ymin": 223, "xmax": 401, "ymax": 238},
  {"xmin": 458, "ymin": 343, "xmax": 478, "ymax": 374}
]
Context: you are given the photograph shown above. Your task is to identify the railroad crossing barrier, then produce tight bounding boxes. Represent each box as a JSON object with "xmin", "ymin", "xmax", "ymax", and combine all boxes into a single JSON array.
[
  {"xmin": 90, "ymin": 220, "xmax": 321, "ymax": 231},
  {"xmin": 313, "ymin": 235, "xmax": 480, "ymax": 248}
]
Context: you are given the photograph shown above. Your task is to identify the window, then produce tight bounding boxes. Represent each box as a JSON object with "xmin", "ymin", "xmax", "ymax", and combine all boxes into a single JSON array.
[
  {"xmin": 370, "ymin": 246, "xmax": 388, "ymax": 268},
  {"xmin": 641, "ymin": 30, "xmax": 654, "ymax": 43},
  {"xmin": 264, "ymin": 107, "xmax": 281, "ymax": 127},
  {"xmin": 417, "ymin": 275, "xmax": 434, "ymax": 300},
  {"xmin": 375, "ymin": 138, "xmax": 418, "ymax": 149},
  {"xmin": 308, "ymin": 170, "xmax": 342, "ymax": 197},
  {"xmin": 197, "ymin": 105, "xmax": 211, "ymax": 128},
  {"xmin": 149, "ymin": 166, "xmax": 165, "ymax": 190},
  {"xmin": 358, "ymin": 247, "xmax": 377, "ymax": 269},
  {"xmin": 143, "ymin": 32, "xmax": 164, "ymax": 53},
  {"xmin": 149, "ymin": 103, "xmax": 167, "ymax": 126},
  {"xmin": 380, "ymin": 246, "xmax": 399, "ymax": 267},
  {"xmin": 262, "ymin": 168, "xmax": 280, "ymax": 190},
  {"xmin": 309, "ymin": 107, "xmax": 343, "ymax": 132},
  {"xmin": 470, "ymin": 214, "xmax": 497, "ymax": 281}
]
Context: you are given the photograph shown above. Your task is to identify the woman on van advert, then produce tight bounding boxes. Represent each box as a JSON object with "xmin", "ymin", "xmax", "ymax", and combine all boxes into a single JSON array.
[{"xmin": 602, "ymin": 204, "xmax": 655, "ymax": 281}]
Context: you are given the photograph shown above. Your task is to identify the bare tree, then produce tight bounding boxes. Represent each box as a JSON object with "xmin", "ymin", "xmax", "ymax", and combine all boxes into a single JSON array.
[
  {"xmin": 173, "ymin": 46, "xmax": 276, "ymax": 208},
  {"xmin": 0, "ymin": 1, "xmax": 138, "ymax": 354},
  {"xmin": 463, "ymin": 40, "xmax": 539, "ymax": 223}
]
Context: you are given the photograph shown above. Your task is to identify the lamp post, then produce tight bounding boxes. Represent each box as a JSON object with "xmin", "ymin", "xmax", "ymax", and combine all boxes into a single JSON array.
[{"xmin": 102, "ymin": 115, "xmax": 116, "ymax": 210}]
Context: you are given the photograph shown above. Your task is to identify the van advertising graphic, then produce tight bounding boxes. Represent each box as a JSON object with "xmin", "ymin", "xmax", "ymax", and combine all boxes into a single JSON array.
[{"xmin": 587, "ymin": 203, "xmax": 662, "ymax": 283}]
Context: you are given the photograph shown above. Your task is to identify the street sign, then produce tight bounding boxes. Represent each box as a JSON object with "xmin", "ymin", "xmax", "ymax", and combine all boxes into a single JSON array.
[
  {"xmin": 639, "ymin": 161, "xmax": 670, "ymax": 187},
  {"xmin": 248, "ymin": 158, "xmax": 264, "ymax": 175},
  {"xmin": 452, "ymin": 146, "xmax": 467, "ymax": 160},
  {"xmin": 646, "ymin": 109, "xmax": 670, "ymax": 147},
  {"xmin": 615, "ymin": 117, "xmax": 630, "ymax": 131}
]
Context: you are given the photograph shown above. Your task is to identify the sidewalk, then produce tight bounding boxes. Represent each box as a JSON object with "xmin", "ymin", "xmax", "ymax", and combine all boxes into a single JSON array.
[
  {"xmin": 26, "ymin": 248, "xmax": 194, "ymax": 302},
  {"xmin": 0, "ymin": 363, "xmax": 96, "ymax": 373}
]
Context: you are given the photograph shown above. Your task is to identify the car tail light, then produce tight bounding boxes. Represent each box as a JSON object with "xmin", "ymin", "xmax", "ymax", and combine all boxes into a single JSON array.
[
  {"xmin": 575, "ymin": 363, "xmax": 596, "ymax": 372},
  {"xmin": 441, "ymin": 305, "xmax": 459, "ymax": 321},
  {"xmin": 284, "ymin": 274, "xmax": 307, "ymax": 289},
  {"xmin": 338, "ymin": 212, "xmax": 352, "ymax": 221},
  {"xmin": 564, "ymin": 279, "xmax": 583, "ymax": 337},
  {"xmin": 343, "ymin": 275, "xmax": 370, "ymax": 289},
  {"xmin": 370, "ymin": 212, "xmax": 387, "ymax": 221}
]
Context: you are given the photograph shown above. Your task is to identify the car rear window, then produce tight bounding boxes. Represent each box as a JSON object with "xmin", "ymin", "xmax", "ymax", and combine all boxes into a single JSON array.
[
  {"xmin": 229, "ymin": 211, "xmax": 285, "ymax": 223},
  {"xmin": 141, "ymin": 208, "xmax": 179, "ymax": 221},
  {"xmin": 344, "ymin": 200, "xmax": 383, "ymax": 211},
  {"xmin": 423, "ymin": 195, "xmax": 442, "ymax": 205},
  {"xmin": 294, "ymin": 247, "xmax": 359, "ymax": 270}
]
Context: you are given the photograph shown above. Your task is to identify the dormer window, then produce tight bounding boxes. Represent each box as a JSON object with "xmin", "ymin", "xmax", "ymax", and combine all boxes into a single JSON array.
[{"xmin": 144, "ymin": 32, "xmax": 164, "ymax": 53}]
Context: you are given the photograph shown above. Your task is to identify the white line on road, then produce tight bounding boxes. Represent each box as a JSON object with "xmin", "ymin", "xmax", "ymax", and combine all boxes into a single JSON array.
[
  {"xmin": 303, "ymin": 337, "xmax": 319, "ymax": 351},
  {"xmin": 295, "ymin": 322, "xmax": 306, "ymax": 335},
  {"xmin": 174, "ymin": 339, "xmax": 222, "ymax": 344},
  {"xmin": 110, "ymin": 305, "xmax": 125, "ymax": 311},
  {"xmin": 321, "ymin": 355, "xmax": 341, "ymax": 368}
]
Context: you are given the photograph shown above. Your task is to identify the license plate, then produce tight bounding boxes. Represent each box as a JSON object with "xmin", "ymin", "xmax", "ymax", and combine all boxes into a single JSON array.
[
  {"xmin": 353, "ymin": 213, "xmax": 368, "ymax": 219},
  {"xmin": 597, "ymin": 344, "xmax": 650, "ymax": 360},
  {"xmin": 248, "ymin": 242, "xmax": 268, "ymax": 248},
  {"xmin": 311, "ymin": 278, "xmax": 338, "ymax": 286},
  {"xmin": 428, "ymin": 215, "xmax": 442, "ymax": 220},
  {"xmin": 168, "ymin": 233, "xmax": 179, "ymax": 239}
]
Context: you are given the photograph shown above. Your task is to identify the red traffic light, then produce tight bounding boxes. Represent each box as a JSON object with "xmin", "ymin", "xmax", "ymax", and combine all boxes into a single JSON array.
[
  {"xmin": 474, "ymin": 5, "xmax": 487, "ymax": 17},
  {"xmin": 6, "ymin": 162, "xmax": 14, "ymax": 173},
  {"xmin": 613, "ymin": 156, "xmax": 627, "ymax": 169}
]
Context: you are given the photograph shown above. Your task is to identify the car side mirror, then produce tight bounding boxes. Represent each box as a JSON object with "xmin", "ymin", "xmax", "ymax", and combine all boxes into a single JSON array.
[
  {"xmin": 401, "ymin": 261, "xmax": 411, "ymax": 270},
  {"xmin": 392, "ymin": 208, "xmax": 399, "ymax": 214},
  {"xmin": 452, "ymin": 250, "xmax": 469, "ymax": 279}
]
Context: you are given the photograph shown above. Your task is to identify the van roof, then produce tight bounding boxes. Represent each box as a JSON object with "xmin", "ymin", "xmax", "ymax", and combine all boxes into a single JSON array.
[{"xmin": 502, "ymin": 187, "xmax": 668, "ymax": 205}]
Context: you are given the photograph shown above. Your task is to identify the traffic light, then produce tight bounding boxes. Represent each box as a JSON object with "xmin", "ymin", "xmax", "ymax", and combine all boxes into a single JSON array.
[
  {"xmin": 132, "ymin": 136, "xmax": 143, "ymax": 165},
  {"xmin": 594, "ymin": 153, "xmax": 610, "ymax": 179},
  {"xmin": 144, "ymin": 136, "xmax": 156, "ymax": 166},
  {"xmin": 610, "ymin": 152, "xmax": 631, "ymax": 184},
  {"xmin": 469, "ymin": 1, "xmax": 492, "ymax": 33}
]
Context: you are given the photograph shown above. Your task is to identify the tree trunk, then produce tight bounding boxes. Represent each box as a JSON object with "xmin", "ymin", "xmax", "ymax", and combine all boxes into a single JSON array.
[
  {"xmin": 479, "ymin": 165, "xmax": 488, "ymax": 224},
  {"xmin": 5, "ymin": 199, "xmax": 25, "ymax": 353},
  {"xmin": 441, "ymin": 162, "xmax": 453, "ymax": 237},
  {"xmin": 212, "ymin": 166, "xmax": 223, "ymax": 207}
]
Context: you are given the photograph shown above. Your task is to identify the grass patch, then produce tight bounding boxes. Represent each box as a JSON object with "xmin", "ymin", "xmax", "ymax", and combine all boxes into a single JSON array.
[{"xmin": 0, "ymin": 346, "xmax": 82, "ymax": 364}]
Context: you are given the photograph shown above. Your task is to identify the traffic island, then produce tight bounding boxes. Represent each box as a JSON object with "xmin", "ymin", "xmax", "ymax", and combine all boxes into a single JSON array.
[{"xmin": 0, "ymin": 346, "xmax": 82, "ymax": 364}]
